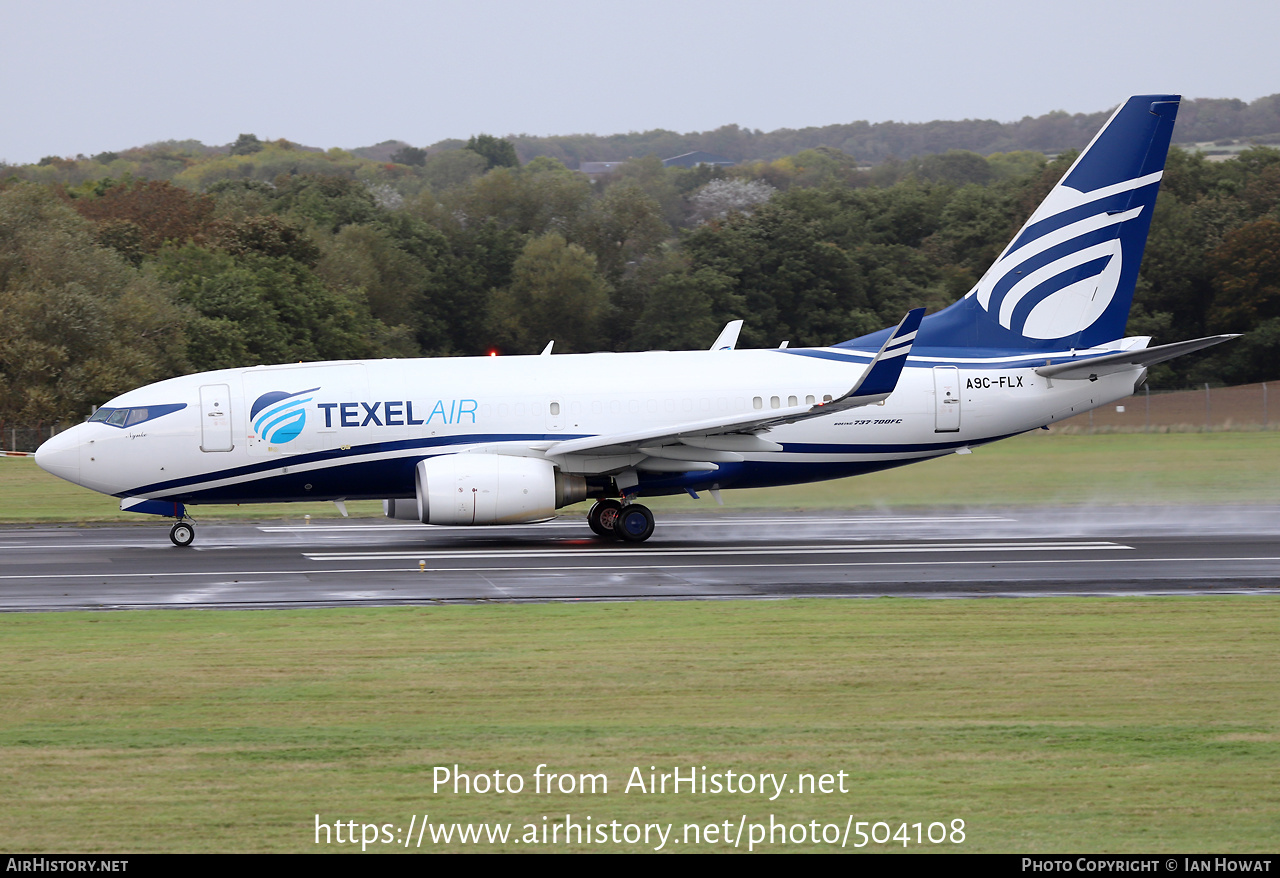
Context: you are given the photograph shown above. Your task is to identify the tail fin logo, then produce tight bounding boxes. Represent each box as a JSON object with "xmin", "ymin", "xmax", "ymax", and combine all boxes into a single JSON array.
[
  {"xmin": 250, "ymin": 387, "xmax": 319, "ymax": 445},
  {"xmin": 969, "ymin": 172, "xmax": 1158, "ymax": 340}
]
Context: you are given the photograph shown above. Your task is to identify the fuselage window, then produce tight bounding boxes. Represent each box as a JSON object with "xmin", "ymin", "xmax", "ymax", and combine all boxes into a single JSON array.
[
  {"xmin": 498, "ymin": 403, "xmax": 509, "ymax": 418},
  {"xmin": 806, "ymin": 395, "xmax": 816, "ymax": 405},
  {"xmin": 788, "ymin": 395, "xmax": 798, "ymax": 407},
  {"xmin": 753, "ymin": 397, "xmax": 763, "ymax": 410},
  {"xmin": 550, "ymin": 402, "xmax": 560, "ymax": 416},
  {"xmin": 823, "ymin": 394, "xmax": 833, "ymax": 403},
  {"xmin": 610, "ymin": 400, "xmax": 621, "ymax": 414},
  {"xmin": 770, "ymin": 396, "xmax": 781, "ymax": 409}
]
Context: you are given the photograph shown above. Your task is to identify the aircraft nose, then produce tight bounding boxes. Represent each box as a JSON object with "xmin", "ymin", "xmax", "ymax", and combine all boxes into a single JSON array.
[{"xmin": 34, "ymin": 427, "xmax": 81, "ymax": 485}]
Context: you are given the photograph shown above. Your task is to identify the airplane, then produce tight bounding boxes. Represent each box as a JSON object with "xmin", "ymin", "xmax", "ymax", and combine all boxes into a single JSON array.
[{"xmin": 35, "ymin": 94, "xmax": 1237, "ymax": 547}]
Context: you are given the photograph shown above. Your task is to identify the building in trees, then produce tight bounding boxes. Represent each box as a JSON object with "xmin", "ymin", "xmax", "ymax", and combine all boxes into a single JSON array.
[{"xmin": 662, "ymin": 151, "xmax": 736, "ymax": 169}]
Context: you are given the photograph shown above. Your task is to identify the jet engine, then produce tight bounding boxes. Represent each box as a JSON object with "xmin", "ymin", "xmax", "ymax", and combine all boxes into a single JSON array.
[{"xmin": 383, "ymin": 454, "xmax": 586, "ymax": 525}]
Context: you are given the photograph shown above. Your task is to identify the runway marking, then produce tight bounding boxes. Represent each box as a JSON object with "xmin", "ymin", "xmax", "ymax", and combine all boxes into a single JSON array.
[
  {"xmin": 1, "ymin": 556, "xmax": 1279, "ymax": 583},
  {"xmin": 0, "ymin": 543, "xmax": 176, "ymax": 551},
  {"xmin": 303, "ymin": 540, "xmax": 1130, "ymax": 561},
  {"xmin": 257, "ymin": 515, "xmax": 1015, "ymax": 533}
]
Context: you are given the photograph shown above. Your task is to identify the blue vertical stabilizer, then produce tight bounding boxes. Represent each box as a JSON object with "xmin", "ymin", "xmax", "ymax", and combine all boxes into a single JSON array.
[{"xmin": 839, "ymin": 94, "xmax": 1180, "ymax": 353}]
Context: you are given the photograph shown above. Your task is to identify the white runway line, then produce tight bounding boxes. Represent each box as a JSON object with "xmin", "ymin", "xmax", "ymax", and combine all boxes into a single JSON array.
[
  {"xmin": 257, "ymin": 515, "xmax": 1014, "ymax": 533},
  {"xmin": 303, "ymin": 541, "xmax": 1131, "ymax": 562},
  {"xmin": 3, "ymin": 556, "xmax": 1279, "ymax": 582},
  {"xmin": 0, "ymin": 543, "xmax": 176, "ymax": 551}
]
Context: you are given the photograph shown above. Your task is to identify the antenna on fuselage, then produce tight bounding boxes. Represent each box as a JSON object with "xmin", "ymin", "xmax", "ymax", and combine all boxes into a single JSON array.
[{"xmin": 710, "ymin": 320, "xmax": 743, "ymax": 351}]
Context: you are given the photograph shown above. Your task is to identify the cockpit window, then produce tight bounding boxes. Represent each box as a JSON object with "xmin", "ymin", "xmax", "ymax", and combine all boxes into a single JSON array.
[{"xmin": 90, "ymin": 404, "xmax": 187, "ymax": 429}]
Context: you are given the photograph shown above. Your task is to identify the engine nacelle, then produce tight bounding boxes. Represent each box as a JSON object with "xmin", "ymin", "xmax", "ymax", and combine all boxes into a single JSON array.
[{"xmin": 383, "ymin": 454, "xmax": 586, "ymax": 525}]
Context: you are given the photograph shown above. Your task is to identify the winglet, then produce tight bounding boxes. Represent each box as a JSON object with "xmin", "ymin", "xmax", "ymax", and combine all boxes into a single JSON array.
[{"xmin": 844, "ymin": 308, "xmax": 925, "ymax": 399}]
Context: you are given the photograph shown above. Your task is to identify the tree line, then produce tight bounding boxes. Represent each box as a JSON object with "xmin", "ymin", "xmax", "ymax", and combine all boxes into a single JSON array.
[
  {"xmin": 502, "ymin": 94, "xmax": 1280, "ymax": 167},
  {"xmin": 1, "ymin": 132, "xmax": 1278, "ymax": 428}
]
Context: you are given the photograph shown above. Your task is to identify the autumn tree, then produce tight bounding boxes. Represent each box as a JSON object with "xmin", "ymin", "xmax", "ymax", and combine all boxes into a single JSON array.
[
  {"xmin": 1208, "ymin": 218, "xmax": 1280, "ymax": 332},
  {"xmin": 0, "ymin": 185, "xmax": 186, "ymax": 423},
  {"xmin": 71, "ymin": 179, "xmax": 215, "ymax": 254}
]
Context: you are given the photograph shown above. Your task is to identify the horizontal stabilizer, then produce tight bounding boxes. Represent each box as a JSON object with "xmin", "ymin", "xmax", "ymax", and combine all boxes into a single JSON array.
[{"xmin": 1035, "ymin": 335, "xmax": 1239, "ymax": 380}]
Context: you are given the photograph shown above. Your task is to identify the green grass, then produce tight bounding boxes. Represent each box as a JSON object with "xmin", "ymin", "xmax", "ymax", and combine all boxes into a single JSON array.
[
  {"xmin": 3, "ymin": 432, "xmax": 1278, "ymax": 523},
  {"xmin": 1, "ymin": 599, "xmax": 1277, "ymax": 852}
]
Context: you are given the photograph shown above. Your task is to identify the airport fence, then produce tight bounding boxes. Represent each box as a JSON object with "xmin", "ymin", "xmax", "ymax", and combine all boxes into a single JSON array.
[
  {"xmin": 1053, "ymin": 381, "xmax": 1277, "ymax": 432},
  {"xmin": 1, "ymin": 422, "xmax": 67, "ymax": 456}
]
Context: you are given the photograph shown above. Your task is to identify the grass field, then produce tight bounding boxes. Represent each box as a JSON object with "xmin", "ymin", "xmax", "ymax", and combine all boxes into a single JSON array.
[
  {"xmin": 1, "ymin": 599, "xmax": 1277, "ymax": 852},
  {"xmin": 3, "ymin": 432, "xmax": 1277, "ymax": 853},
  {"xmin": 2, "ymin": 431, "xmax": 1278, "ymax": 523}
]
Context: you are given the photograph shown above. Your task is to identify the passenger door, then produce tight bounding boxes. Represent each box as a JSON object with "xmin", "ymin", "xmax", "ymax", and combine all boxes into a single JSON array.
[{"xmin": 199, "ymin": 384, "xmax": 234, "ymax": 452}]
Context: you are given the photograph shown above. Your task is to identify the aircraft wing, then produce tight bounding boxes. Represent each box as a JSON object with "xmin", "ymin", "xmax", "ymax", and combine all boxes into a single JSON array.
[
  {"xmin": 1034, "ymin": 334, "xmax": 1239, "ymax": 380},
  {"xmin": 544, "ymin": 309, "xmax": 924, "ymax": 459}
]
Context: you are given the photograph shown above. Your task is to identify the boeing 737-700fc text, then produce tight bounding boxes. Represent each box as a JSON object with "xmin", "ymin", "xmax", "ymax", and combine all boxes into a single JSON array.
[{"xmin": 35, "ymin": 95, "xmax": 1235, "ymax": 546}]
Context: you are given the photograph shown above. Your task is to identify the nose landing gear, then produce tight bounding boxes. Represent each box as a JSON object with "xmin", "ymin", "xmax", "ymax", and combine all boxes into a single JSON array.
[{"xmin": 169, "ymin": 520, "xmax": 195, "ymax": 547}]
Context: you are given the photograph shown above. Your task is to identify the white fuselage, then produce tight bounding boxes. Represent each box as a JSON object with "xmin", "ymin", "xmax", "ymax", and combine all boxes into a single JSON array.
[{"xmin": 35, "ymin": 346, "xmax": 1139, "ymax": 509}]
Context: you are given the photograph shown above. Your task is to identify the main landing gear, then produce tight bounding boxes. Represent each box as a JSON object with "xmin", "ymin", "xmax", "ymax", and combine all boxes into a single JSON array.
[
  {"xmin": 588, "ymin": 499, "xmax": 655, "ymax": 542},
  {"xmin": 169, "ymin": 520, "xmax": 196, "ymax": 547}
]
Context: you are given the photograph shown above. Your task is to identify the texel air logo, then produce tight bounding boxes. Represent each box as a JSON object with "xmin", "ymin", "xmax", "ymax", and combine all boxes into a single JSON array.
[
  {"xmin": 251, "ymin": 387, "xmax": 319, "ymax": 445},
  {"xmin": 968, "ymin": 171, "xmax": 1160, "ymax": 340}
]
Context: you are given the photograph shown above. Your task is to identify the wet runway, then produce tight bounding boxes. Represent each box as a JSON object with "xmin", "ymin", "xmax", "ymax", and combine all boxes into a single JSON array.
[{"xmin": 2, "ymin": 507, "xmax": 1279, "ymax": 611}]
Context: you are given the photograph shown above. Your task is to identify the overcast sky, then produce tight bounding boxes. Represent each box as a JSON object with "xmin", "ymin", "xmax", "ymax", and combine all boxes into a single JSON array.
[{"xmin": 2, "ymin": 0, "xmax": 1276, "ymax": 165}]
